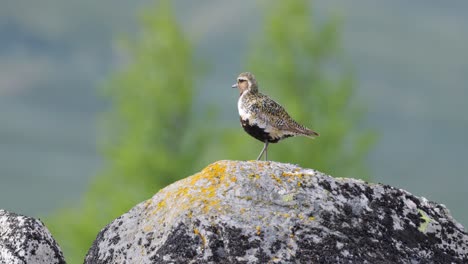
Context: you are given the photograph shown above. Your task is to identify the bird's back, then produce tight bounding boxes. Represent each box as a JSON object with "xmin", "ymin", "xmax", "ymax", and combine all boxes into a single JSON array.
[{"xmin": 238, "ymin": 91, "xmax": 318, "ymax": 142}]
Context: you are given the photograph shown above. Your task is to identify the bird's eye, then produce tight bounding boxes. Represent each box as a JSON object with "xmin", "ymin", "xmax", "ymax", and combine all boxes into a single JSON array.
[{"xmin": 238, "ymin": 79, "xmax": 246, "ymax": 83}]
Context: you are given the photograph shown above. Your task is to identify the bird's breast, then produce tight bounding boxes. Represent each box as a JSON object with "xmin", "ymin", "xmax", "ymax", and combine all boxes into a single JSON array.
[{"xmin": 237, "ymin": 93, "xmax": 251, "ymax": 120}]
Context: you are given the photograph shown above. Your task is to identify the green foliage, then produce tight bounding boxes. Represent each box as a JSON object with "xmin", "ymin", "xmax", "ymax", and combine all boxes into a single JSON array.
[
  {"xmin": 46, "ymin": 0, "xmax": 375, "ymax": 262},
  {"xmin": 224, "ymin": 0, "xmax": 375, "ymax": 179},
  {"xmin": 46, "ymin": 1, "xmax": 208, "ymax": 262}
]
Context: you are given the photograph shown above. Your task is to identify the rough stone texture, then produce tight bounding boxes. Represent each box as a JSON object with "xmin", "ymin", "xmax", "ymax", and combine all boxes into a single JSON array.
[
  {"xmin": 85, "ymin": 160, "xmax": 468, "ymax": 263},
  {"xmin": 0, "ymin": 209, "xmax": 65, "ymax": 264}
]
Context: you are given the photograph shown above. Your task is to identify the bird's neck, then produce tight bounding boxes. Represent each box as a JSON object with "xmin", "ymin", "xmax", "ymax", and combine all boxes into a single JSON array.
[{"xmin": 239, "ymin": 88, "xmax": 258, "ymax": 97}]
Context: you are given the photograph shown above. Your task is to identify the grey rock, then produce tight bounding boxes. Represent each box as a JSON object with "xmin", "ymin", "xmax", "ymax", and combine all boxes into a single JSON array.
[
  {"xmin": 85, "ymin": 160, "xmax": 468, "ymax": 263},
  {"xmin": 0, "ymin": 209, "xmax": 65, "ymax": 264}
]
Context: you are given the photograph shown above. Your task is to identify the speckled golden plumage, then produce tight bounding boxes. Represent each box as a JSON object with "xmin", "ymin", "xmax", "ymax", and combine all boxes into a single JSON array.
[{"xmin": 232, "ymin": 72, "xmax": 319, "ymax": 160}]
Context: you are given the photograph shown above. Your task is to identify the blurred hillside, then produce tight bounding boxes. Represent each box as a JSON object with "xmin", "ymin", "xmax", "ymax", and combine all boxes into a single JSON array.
[{"xmin": 0, "ymin": 0, "xmax": 467, "ymax": 227}]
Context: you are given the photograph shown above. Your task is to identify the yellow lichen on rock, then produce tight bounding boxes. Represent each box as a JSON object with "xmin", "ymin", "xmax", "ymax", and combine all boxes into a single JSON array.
[
  {"xmin": 256, "ymin": 226, "xmax": 261, "ymax": 236},
  {"xmin": 149, "ymin": 161, "xmax": 234, "ymax": 221},
  {"xmin": 157, "ymin": 200, "xmax": 166, "ymax": 209},
  {"xmin": 193, "ymin": 228, "xmax": 206, "ymax": 247},
  {"xmin": 418, "ymin": 209, "xmax": 432, "ymax": 233},
  {"xmin": 247, "ymin": 173, "xmax": 260, "ymax": 180},
  {"xmin": 281, "ymin": 171, "xmax": 305, "ymax": 179},
  {"xmin": 270, "ymin": 174, "xmax": 283, "ymax": 184},
  {"xmin": 143, "ymin": 199, "xmax": 152, "ymax": 209}
]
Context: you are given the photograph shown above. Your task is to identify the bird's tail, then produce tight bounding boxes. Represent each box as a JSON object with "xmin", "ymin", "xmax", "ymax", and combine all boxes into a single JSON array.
[
  {"xmin": 302, "ymin": 128, "xmax": 319, "ymax": 139},
  {"xmin": 291, "ymin": 125, "xmax": 319, "ymax": 139}
]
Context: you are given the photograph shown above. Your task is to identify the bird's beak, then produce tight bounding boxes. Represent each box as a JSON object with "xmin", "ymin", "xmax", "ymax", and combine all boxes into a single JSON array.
[{"xmin": 232, "ymin": 83, "xmax": 238, "ymax": 88}]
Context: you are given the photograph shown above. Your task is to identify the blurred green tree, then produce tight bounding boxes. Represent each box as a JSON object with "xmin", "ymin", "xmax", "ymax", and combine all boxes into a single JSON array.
[
  {"xmin": 223, "ymin": 0, "xmax": 375, "ymax": 179},
  {"xmin": 46, "ymin": 1, "xmax": 208, "ymax": 262}
]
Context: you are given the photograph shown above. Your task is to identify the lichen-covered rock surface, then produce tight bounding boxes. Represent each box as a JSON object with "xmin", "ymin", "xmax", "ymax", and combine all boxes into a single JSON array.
[
  {"xmin": 85, "ymin": 160, "xmax": 468, "ymax": 263},
  {"xmin": 0, "ymin": 209, "xmax": 65, "ymax": 264}
]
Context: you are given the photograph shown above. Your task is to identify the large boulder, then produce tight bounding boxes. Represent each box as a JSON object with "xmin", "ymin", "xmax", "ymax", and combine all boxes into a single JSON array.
[
  {"xmin": 0, "ymin": 209, "xmax": 65, "ymax": 264},
  {"xmin": 85, "ymin": 160, "xmax": 468, "ymax": 263}
]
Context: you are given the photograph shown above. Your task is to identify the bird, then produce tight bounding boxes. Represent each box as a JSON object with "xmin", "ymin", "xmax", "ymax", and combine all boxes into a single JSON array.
[{"xmin": 232, "ymin": 72, "xmax": 319, "ymax": 161}]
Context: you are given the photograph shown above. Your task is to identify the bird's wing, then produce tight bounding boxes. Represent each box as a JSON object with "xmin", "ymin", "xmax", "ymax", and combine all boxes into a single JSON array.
[
  {"xmin": 254, "ymin": 94, "xmax": 319, "ymax": 137},
  {"xmin": 252, "ymin": 94, "xmax": 294, "ymax": 131}
]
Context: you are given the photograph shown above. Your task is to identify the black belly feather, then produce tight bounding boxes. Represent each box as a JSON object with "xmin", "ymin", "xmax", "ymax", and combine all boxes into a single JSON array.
[{"xmin": 240, "ymin": 117, "xmax": 292, "ymax": 143}]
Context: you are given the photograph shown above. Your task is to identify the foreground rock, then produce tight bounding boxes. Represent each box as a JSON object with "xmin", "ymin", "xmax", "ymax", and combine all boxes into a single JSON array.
[
  {"xmin": 0, "ymin": 209, "xmax": 65, "ymax": 264},
  {"xmin": 86, "ymin": 160, "xmax": 468, "ymax": 263}
]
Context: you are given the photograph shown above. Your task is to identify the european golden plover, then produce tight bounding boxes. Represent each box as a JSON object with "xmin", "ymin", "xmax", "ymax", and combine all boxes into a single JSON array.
[{"xmin": 232, "ymin": 72, "xmax": 319, "ymax": 161}]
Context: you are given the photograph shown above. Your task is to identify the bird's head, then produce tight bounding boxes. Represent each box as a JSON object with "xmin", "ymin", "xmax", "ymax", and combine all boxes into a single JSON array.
[{"xmin": 232, "ymin": 72, "xmax": 258, "ymax": 95}]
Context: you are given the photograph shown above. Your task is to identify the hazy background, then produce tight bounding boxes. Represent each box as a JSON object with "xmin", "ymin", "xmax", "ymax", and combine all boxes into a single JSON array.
[{"xmin": 1, "ymin": 0, "xmax": 467, "ymax": 228}]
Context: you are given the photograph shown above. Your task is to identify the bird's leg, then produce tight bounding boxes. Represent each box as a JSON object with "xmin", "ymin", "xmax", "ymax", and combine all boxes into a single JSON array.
[
  {"xmin": 257, "ymin": 141, "xmax": 269, "ymax": 160},
  {"xmin": 264, "ymin": 141, "xmax": 269, "ymax": 161}
]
